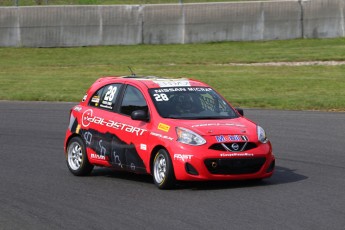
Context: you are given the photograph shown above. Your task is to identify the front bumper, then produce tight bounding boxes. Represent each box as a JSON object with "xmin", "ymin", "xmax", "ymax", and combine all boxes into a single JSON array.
[{"xmin": 169, "ymin": 141, "xmax": 275, "ymax": 181}]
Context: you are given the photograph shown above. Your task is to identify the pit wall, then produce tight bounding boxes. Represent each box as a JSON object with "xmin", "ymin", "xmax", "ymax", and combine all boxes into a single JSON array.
[{"xmin": 0, "ymin": 0, "xmax": 344, "ymax": 47}]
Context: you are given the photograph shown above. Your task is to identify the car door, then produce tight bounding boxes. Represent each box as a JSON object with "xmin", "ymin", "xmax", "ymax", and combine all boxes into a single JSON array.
[{"xmin": 110, "ymin": 84, "xmax": 151, "ymax": 173}]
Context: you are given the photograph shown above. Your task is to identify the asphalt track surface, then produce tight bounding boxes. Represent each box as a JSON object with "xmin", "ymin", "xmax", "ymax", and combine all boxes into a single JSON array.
[{"xmin": 1, "ymin": 101, "xmax": 345, "ymax": 230}]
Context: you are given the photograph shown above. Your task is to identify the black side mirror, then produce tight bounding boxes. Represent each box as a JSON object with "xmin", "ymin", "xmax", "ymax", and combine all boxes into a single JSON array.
[
  {"xmin": 235, "ymin": 108, "xmax": 244, "ymax": 116},
  {"xmin": 131, "ymin": 110, "xmax": 149, "ymax": 121}
]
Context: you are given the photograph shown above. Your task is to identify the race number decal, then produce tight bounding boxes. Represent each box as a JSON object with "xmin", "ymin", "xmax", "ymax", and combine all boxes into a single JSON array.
[
  {"xmin": 100, "ymin": 85, "xmax": 118, "ymax": 110},
  {"xmin": 153, "ymin": 93, "xmax": 169, "ymax": 102},
  {"xmin": 104, "ymin": 86, "xmax": 117, "ymax": 102}
]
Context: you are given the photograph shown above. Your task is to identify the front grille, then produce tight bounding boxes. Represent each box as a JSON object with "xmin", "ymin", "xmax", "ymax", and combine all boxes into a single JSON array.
[
  {"xmin": 204, "ymin": 158, "xmax": 266, "ymax": 175},
  {"xmin": 209, "ymin": 142, "xmax": 257, "ymax": 152}
]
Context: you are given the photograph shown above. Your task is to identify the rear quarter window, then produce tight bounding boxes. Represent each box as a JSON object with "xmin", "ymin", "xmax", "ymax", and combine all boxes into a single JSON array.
[{"xmin": 89, "ymin": 84, "xmax": 121, "ymax": 110}]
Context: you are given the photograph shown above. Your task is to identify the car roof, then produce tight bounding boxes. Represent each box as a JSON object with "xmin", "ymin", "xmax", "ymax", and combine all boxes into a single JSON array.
[{"xmin": 94, "ymin": 76, "xmax": 208, "ymax": 89}]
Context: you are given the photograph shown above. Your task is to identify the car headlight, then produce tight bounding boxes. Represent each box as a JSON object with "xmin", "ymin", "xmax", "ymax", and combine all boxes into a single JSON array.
[
  {"xmin": 257, "ymin": 125, "xmax": 268, "ymax": 143},
  {"xmin": 176, "ymin": 127, "xmax": 206, "ymax": 146}
]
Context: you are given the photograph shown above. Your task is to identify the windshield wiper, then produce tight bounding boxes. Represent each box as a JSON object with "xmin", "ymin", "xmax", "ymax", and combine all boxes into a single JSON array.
[
  {"xmin": 164, "ymin": 115, "xmax": 181, "ymax": 119},
  {"xmin": 191, "ymin": 116, "xmax": 230, "ymax": 120},
  {"xmin": 164, "ymin": 116, "xmax": 199, "ymax": 120}
]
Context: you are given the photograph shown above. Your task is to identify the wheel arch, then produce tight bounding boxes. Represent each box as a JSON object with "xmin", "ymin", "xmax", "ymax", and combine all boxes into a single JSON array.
[
  {"xmin": 149, "ymin": 145, "xmax": 168, "ymax": 174},
  {"xmin": 65, "ymin": 133, "xmax": 83, "ymax": 154}
]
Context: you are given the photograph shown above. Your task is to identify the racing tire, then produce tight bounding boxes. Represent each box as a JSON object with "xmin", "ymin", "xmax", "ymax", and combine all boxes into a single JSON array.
[
  {"xmin": 66, "ymin": 136, "xmax": 94, "ymax": 176},
  {"xmin": 153, "ymin": 149, "xmax": 176, "ymax": 189}
]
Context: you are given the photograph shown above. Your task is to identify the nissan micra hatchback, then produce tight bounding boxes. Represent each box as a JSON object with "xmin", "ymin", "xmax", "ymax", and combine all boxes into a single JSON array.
[{"xmin": 64, "ymin": 76, "xmax": 275, "ymax": 189}]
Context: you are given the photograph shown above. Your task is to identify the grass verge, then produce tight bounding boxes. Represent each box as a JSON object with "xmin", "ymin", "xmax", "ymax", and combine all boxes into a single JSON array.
[{"xmin": 1, "ymin": 38, "xmax": 345, "ymax": 111}]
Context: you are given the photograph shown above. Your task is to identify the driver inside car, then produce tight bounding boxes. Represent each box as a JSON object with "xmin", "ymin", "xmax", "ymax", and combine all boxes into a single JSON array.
[{"xmin": 174, "ymin": 94, "xmax": 200, "ymax": 114}]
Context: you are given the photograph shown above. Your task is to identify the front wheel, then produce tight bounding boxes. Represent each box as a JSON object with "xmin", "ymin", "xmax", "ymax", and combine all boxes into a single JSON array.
[
  {"xmin": 153, "ymin": 149, "xmax": 175, "ymax": 189},
  {"xmin": 66, "ymin": 136, "xmax": 93, "ymax": 176}
]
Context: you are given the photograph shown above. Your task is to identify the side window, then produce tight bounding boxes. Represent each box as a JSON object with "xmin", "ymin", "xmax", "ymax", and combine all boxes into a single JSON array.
[
  {"xmin": 120, "ymin": 85, "xmax": 148, "ymax": 116},
  {"xmin": 89, "ymin": 84, "xmax": 121, "ymax": 110},
  {"xmin": 89, "ymin": 88, "xmax": 104, "ymax": 107}
]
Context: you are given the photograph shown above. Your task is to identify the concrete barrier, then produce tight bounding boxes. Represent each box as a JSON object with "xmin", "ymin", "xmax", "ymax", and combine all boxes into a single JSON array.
[
  {"xmin": 303, "ymin": 0, "xmax": 345, "ymax": 38},
  {"xmin": 0, "ymin": 5, "xmax": 143, "ymax": 47},
  {"xmin": 141, "ymin": 1, "xmax": 302, "ymax": 44},
  {"xmin": 0, "ymin": 7, "xmax": 20, "ymax": 46},
  {"xmin": 101, "ymin": 5, "xmax": 142, "ymax": 45},
  {"xmin": 142, "ymin": 4, "xmax": 184, "ymax": 44},
  {"xmin": 0, "ymin": 0, "xmax": 344, "ymax": 47},
  {"xmin": 19, "ymin": 6, "xmax": 101, "ymax": 47},
  {"xmin": 184, "ymin": 1, "xmax": 302, "ymax": 43}
]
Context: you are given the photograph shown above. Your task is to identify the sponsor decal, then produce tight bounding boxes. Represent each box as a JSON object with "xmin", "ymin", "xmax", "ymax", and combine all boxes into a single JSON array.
[
  {"xmin": 220, "ymin": 153, "xmax": 254, "ymax": 157},
  {"xmin": 186, "ymin": 87, "xmax": 212, "ymax": 92},
  {"xmin": 81, "ymin": 109, "xmax": 146, "ymax": 136},
  {"xmin": 91, "ymin": 96, "xmax": 100, "ymax": 103},
  {"xmin": 140, "ymin": 144, "xmax": 147, "ymax": 151},
  {"xmin": 73, "ymin": 106, "xmax": 82, "ymax": 112},
  {"xmin": 153, "ymin": 79, "xmax": 191, "ymax": 87},
  {"xmin": 112, "ymin": 150, "xmax": 122, "ymax": 167},
  {"xmin": 84, "ymin": 131, "xmax": 93, "ymax": 145},
  {"xmin": 91, "ymin": 153, "xmax": 106, "ymax": 160},
  {"xmin": 99, "ymin": 102, "xmax": 113, "ymax": 110},
  {"xmin": 153, "ymin": 88, "xmax": 188, "ymax": 93},
  {"xmin": 153, "ymin": 87, "xmax": 212, "ymax": 93},
  {"xmin": 158, "ymin": 123, "xmax": 170, "ymax": 132},
  {"xmin": 150, "ymin": 132, "xmax": 174, "ymax": 141},
  {"xmin": 215, "ymin": 135, "xmax": 248, "ymax": 142},
  {"xmin": 82, "ymin": 109, "xmax": 93, "ymax": 127},
  {"xmin": 99, "ymin": 140, "xmax": 106, "ymax": 156},
  {"xmin": 174, "ymin": 154, "xmax": 193, "ymax": 162},
  {"xmin": 82, "ymin": 129, "xmax": 146, "ymax": 173}
]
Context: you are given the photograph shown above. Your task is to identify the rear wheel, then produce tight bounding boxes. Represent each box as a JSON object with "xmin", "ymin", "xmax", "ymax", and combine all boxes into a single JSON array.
[
  {"xmin": 66, "ymin": 136, "xmax": 93, "ymax": 176},
  {"xmin": 153, "ymin": 149, "xmax": 175, "ymax": 189}
]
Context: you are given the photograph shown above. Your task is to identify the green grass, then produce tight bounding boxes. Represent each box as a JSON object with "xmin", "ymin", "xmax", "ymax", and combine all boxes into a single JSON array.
[{"xmin": 1, "ymin": 38, "xmax": 345, "ymax": 111}]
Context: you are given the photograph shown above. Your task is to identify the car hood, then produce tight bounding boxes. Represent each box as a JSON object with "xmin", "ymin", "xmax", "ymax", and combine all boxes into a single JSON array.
[{"xmin": 167, "ymin": 117, "xmax": 257, "ymax": 136}]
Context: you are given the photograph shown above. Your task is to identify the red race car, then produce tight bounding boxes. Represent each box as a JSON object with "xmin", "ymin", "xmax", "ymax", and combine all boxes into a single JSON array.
[{"xmin": 64, "ymin": 76, "xmax": 275, "ymax": 189}]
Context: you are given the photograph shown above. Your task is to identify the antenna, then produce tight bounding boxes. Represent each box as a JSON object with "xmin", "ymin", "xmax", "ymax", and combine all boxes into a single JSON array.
[{"xmin": 128, "ymin": 66, "xmax": 136, "ymax": 77}]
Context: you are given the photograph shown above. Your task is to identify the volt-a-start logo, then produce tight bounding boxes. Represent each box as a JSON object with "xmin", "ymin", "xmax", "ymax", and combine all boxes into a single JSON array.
[
  {"xmin": 82, "ymin": 109, "xmax": 93, "ymax": 127},
  {"xmin": 80, "ymin": 108, "xmax": 146, "ymax": 136}
]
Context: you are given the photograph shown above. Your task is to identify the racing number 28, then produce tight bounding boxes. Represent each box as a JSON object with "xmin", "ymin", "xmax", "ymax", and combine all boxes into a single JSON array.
[
  {"xmin": 153, "ymin": 93, "xmax": 169, "ymax": 102},
  {"xmin": 104, "ymin": 86, "xmax": 117, "ymax": 102}
]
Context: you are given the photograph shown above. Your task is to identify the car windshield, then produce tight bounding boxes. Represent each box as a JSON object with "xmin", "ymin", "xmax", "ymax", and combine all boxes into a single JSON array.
[{"xmin": 149, "ymin": 87, "xmax": 238, "ymax": 119}]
